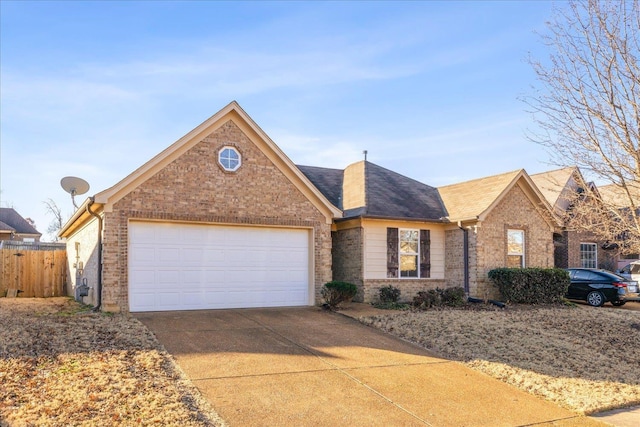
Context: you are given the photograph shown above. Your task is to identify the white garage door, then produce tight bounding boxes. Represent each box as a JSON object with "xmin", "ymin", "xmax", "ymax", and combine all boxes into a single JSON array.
[{"xmin": 129, "ymin": 222, "xmax": 310, "ymax": 312}]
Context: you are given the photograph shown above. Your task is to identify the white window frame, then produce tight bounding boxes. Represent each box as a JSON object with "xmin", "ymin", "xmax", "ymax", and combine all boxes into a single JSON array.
[
  {"xmin": 507, "ymin": 229, "xmax": 525, "ymax": 268},
  {"xmin": 399, "ymin": 228, "xmax": 420, "ymax": 278},
  {"xmin": 218, "ymin": 146, "xmax": 241, "ymax": 172},
  {"xmin": 580, "ymin": 242, "xmax": 597, "ymax": 268}
]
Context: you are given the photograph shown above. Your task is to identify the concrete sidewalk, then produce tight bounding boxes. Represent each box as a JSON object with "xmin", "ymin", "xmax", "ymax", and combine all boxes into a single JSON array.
[{"xmin": 137, "ymin": 307, "xmax": 607, "ymax": 426}]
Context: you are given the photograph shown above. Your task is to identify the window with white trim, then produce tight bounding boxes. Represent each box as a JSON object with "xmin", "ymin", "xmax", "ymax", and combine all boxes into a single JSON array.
[
  {"xmin": 399, "ymin": 229, "xmax": 419, "ymax": 277},
  {"xmin": 580, "ymin": 243, "xmax": 597, "ymax": 268},
  {"xmin": 218, "ymin": 146, "xmax": 241, "ymax": 172},
  {"xmin": 507, "ymin": 229, "xmax": 525, "ymax": 268}
]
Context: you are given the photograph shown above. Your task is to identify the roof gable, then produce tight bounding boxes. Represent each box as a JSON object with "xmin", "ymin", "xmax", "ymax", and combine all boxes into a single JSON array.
[
  {"xmin": 529, "ymin": 167, "xmax": 590, "ymax": 211},
  {"xmin": 83, "ymin": 101, "xmax": 340, "ymax": 223},
  {"xmin": 438, "ymin": 169, "xmax": 556, "ymax": 225}
]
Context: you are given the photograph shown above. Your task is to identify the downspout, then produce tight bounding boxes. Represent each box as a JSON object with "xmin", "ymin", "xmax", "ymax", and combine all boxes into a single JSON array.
[
  {"xmin": 458, "ymin": 221, "xmax": 470, "ymax": 296},
  {"xmin": 86, "ymin": 198, "xmax": 103, "ymax": 312}
]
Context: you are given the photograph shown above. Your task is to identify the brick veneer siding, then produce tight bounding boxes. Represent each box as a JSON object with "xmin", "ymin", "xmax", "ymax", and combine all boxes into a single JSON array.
[
  {"xmin": 564, "ymin": 230, "xmax": 616, "ymax": 270},
  {"xmin": 331, "ymin": 227, "xmax": 364, "ymax": 301},
  {"xmin": 99, "ymin": 119, "xmax": 332, "ymax": 312},
  {"xmin": 362, "ymin": 279, "xmax": 446, "ymax": 303},
  {"xmin": 445, "ymin": 229, "xmax": 464, "ymax": 288},
  {"xmin": 473, "ymin": 184, "xmax": 554, "ymax": 300},
  {"xmin": 554, "ymin": 231, "xmax": 569, "ymax": 268}
]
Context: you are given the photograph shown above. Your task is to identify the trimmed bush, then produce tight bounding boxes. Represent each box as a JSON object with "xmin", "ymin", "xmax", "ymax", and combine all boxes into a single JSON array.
[
  {"xmin": 413, "ymin": 290, "xmax": 439, "ymax": 309},
  {"xmin": 488, "ymin": 268, "xmax": 570, "ymax": 304},
  {"xmin": 413, "ymin": 287, "xmax": 465, "ymax": 309},
  {"xmin": 321, "ymin": 281, "xmax": 358, "ymax": 308},
  {"xmin": 441, "ymin": 286, "xmax": 466, "ymax": 307},
  {"xmin": 378, "ymin": 285, "xmax": 401, "ymax": 303}
]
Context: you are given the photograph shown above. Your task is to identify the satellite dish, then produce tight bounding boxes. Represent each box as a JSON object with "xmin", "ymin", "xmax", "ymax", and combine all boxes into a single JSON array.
[{"xmin": 61, "ymin": 176, "xmax": 90, "ymax": 209}]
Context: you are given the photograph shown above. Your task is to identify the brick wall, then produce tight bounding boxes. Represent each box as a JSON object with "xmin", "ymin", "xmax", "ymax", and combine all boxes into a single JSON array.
[
  {"xmin": 445, "ymin": 229, "xmax": 465, "ymax": 288},
  {"xmin": 331, "ymin": 227, "xmax": 364, "ymax": 301},
  {"xmin": 554, "ymin": 231, "xmax": 569, "ymax": 268},
  {"xmin": 362, "ymin": 278, "xmax": 447, "ymax": 303},
  {"xmin": 473, "ymin": 184, "xmax": 554, "ymax": 300},
  {"xmin": 100, "ymin": 119, "xmax": 332, "ymax": 312}
]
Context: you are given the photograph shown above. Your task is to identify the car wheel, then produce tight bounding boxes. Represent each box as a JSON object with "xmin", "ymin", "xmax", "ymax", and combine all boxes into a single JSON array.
[
  {"xmin": 612, "ymin": 300, "xmax": 626, "ymax": 307},
  {"xmin": 587, "ymin": 291, "xmax": 605, "ymax": 307}
]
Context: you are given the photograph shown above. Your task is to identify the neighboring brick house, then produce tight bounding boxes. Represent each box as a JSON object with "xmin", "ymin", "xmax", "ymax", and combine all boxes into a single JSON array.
[
  {"xmin": 598, "ymin": 183, "xmax": 640, "ymax": 270},
  {"xmin": 60, "ymin": 101, "xmax": 559, "ymax": 312},
  {"xmin": 0, "ymin": 208, "xmax": 41, "ymax": 242},
  {"xmin": 438, "ymin": 170, "xmax": 557, "ymax": 300},
  {"xmin": 531, "ymin": 167, "xmax": 617, "ymax": 270},
  {"xmin": 59, "ymin": 102, "xmax": 340, "ymax": 312}
]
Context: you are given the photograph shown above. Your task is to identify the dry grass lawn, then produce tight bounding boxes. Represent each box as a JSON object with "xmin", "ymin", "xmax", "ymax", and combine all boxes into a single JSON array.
[
  {"xmin": 360, "ymin": 303, "xmax": 640, "ymax": 415},
  {"xmin": 0, "ymin": 298, "xmax": 225, "ymax": 427}
]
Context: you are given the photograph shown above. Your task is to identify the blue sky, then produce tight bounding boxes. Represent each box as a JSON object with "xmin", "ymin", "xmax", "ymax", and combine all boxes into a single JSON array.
[{"xmin": 1, "ymin": 0, "xmax": 557, "ymax": 240}]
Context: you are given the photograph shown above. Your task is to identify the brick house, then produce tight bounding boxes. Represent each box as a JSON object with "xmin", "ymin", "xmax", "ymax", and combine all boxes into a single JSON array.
[
  {"xmin": 531, "ymin": 167, "xmax": 617, "ymax": 270},
  {"xmin": 60, "ymin": 102, "xmax": 558, "ymax": 311},
  {"xmin": 597, "ymin": 183, "xmax": 640, "ymax": 270},
  {"xmin": 59, "ymin": 102, "xmax": 340, "ymax": 312}
]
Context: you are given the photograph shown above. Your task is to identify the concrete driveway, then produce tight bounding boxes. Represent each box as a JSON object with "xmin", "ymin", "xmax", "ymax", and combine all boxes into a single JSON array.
[{"xmin": 136, "ymin": 307, "xmax": 605, "ymax": 427}]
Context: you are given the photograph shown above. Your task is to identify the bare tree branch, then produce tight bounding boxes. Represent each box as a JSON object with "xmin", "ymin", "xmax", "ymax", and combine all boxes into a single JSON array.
[
  {"xmin": 524, "ymin": 0, "xmax": 640, "ymax": 254},
  {"xmin": 43, "ymin": 198, "xmax": 64, "ymax": 242}
]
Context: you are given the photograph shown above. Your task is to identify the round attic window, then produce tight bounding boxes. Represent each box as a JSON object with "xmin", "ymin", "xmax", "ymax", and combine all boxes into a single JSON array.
[{"xmin": 218, "ymin": 146, "xmax": 241, "ymax": 172}]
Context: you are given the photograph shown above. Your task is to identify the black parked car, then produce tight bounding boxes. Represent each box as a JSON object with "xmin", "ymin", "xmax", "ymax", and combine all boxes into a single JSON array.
[{"xmin": 566, "ymin": 268, "xmax": 640, "ymax": 307}]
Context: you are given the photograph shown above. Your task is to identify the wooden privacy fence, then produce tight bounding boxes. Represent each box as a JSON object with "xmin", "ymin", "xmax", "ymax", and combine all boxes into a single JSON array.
[{"xmin": 0, "ymin": 241, "xmax": 67, "ymax": 298}]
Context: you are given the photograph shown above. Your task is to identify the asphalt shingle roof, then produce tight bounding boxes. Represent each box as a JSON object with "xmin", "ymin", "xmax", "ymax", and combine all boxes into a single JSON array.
[
  {"xmin": 598, "ymin": 183, "xmax": 640, "ymax": 208},
  {"xmin": 298, "ymin": 161, "xmax": 448, "ymax": 221},
  {"xmin": 437, "ymin": 170, "xmax": 523, "ymax": 222},
  {"xmin": 296, "ymin": 165, "xmax": 344, "ymax": 208},
  {"xmin": 530, "ymin": 167, "xmax": 577, "ymax": 208},
  {"xmin": 0, "ymin": 208, "xmax": 41, "ymax": 235}
]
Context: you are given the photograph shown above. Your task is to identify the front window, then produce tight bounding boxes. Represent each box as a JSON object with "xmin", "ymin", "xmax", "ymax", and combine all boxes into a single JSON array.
[
  {"xmin": 507, "ymin": 229, "xmax": 525, "ymax": 268},
  {"xmin": 580, "ymin": 243, "xmax": 597, "ymax": 268},
  {"xmin": 399, "ymin": 229, "xmax": 419, "ymax": 277}
]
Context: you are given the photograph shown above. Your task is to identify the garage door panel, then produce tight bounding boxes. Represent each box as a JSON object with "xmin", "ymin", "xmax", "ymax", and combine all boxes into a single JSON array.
[
  {"xmin": 203, "ymin": 249, "xmax": 225, "ymax": 263},
  {"xmin": 130, "ymin": 294, "xmax": 156, "ymax": 311},
  {"xmin": 157, "ymin": 292, "xmax": 182, "ymax": 308},
  {"xmin": 182, "ymin": 248, "xmax": 204, "ymax": 263},
  {"xmin": 129, "ymin": 222, "xmax": 310, "ymax": 312},
  {"xmin": 131, "ymin": 246, "xmax": 156, "ymax": 263},
  {"xmin": 158, "ymin": 227, "xmax": 181, "ymax": 241}
]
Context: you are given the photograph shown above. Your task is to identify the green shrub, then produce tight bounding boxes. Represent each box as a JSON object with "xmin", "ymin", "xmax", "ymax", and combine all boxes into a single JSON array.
[
  {"xmin": 488, "ymin": 268, "xmax": 569, "ymax": 304},
  {"xmin": 321, "ymin": 281, "xmax": 358, "ymax": 308},
  {"xmin": 413, "ymin": 287, "xmax": 466, "ymax": 309},
  {"xmin": 441, "ymin": 286, "xmax": 466, "ymax": 307},
  {"xmin": 378, "ymin": 285, "xmax": 401, "ymax": 303}
]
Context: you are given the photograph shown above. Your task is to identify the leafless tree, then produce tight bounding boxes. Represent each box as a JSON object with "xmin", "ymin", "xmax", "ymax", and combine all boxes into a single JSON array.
[
  {"xmin": 525, "ymin": 0, "xmax": 640, "ymax": 255},
  {"xmin": 43, "ymin": 198, "xmax": 64, "ymax": 242}
]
